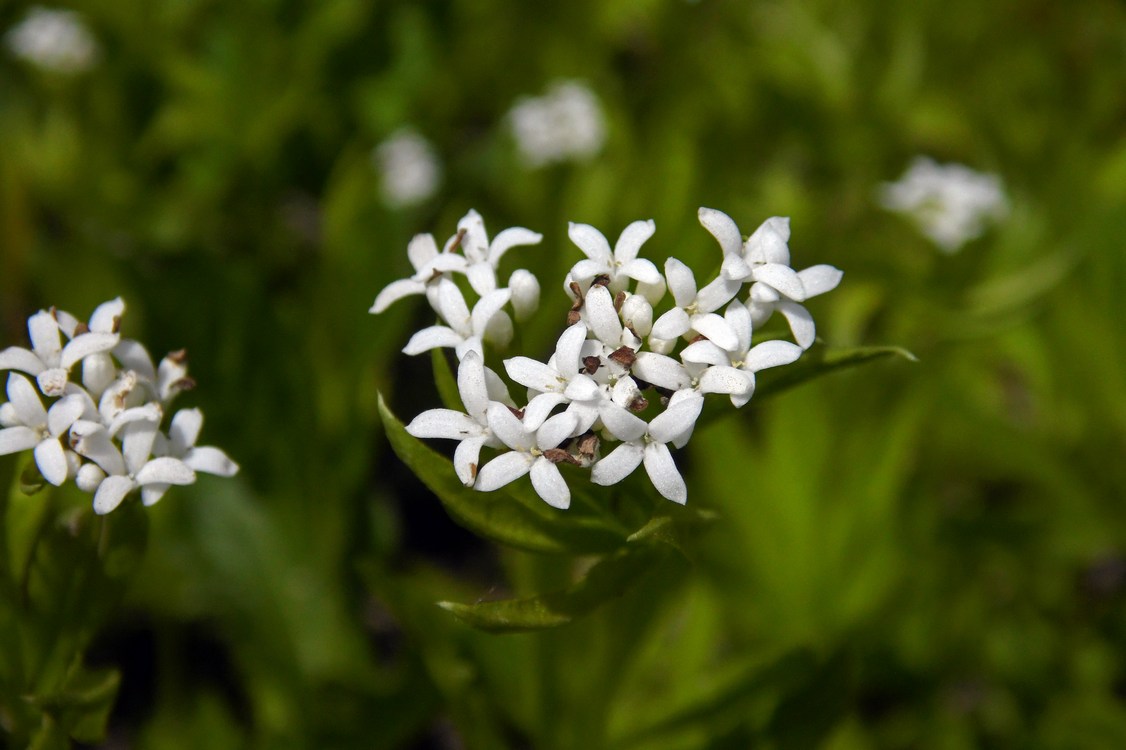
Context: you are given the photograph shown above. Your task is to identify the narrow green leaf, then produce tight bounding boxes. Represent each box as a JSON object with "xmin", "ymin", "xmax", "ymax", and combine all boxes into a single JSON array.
[
  {"xmin": 430, "ymin": 347, "xmax": 463, "ymax": 411},
  {"xmin": 437, "ymin": 543, "xmax": 667, "ymax": 632},
  {"xmin": 377, "ymin": 393, "xmax": 625, "ymax": 555},
  {"xmin": 755, "ymin": 344, "xmax": 917, "ymax": 401},
  {"xmin": 27, "ymin": 666, "xmax": 120, "ymax": 744}
]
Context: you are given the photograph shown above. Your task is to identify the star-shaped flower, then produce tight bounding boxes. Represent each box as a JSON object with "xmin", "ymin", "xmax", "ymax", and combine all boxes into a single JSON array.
[
  {"xmin": 402, "ymin": 278, "xmax": 513, "ymax": 361},
  {"xmin": 567, "ymin": 220, "xmax": 663, "ymax": 294},
  {"xmin": 475, "ymin": 407, "xmax": 579, "ymax": 509},
  {"xmin": 591, "ymin": 392, "xmax": 704, "ymax": 504},
  {"xmin": 0, "ymin": 308, "xmax": 118, "ymax": 396},
  {"xmin": 84, "ymin": 418, "xmax": 196, "ymax": 514},
  {"xmin": 369, "ymin": 231, "xmax": 470, "ymax": 314},
  {"xmin": 649, "ymin": 258, "xmax": 742, "ymax": 350},
  {"xmin": 405, "ymin": 351, "xmax": 506, "ymax": 486},
  {"xmin": 455, "ymin": 209, "xmax": 544, "ymax": 296},
  {"xmin": 0, "ymin": 373, "xmax": 85, "ymax": 485}
]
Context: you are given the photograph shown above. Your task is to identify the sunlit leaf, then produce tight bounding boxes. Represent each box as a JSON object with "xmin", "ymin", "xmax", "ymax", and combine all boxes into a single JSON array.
[{"xmin": 377, "ymin": 393, "xmax": 626, "ymax": 554}]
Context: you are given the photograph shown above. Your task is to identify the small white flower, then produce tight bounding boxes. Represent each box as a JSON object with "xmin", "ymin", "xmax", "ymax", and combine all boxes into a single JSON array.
[
  {"xmin": 680, "ymin": 300, "xmax": 804, "ymax": 407},
  {"xmin": 475, "ymin": 406, "xmax": 578, "ymax": 509},
  {"xmin": 567, "ymin": 220, "xmax": 662, "ymax": 294},
  {"xmin": 503, "ymin": 322, "xmax": 601, "ymax": 432},
  {"xmin": 879, "ymin": 156, "xmax": 1008, "ymax": 253},
  {"xmin": 405, "ymin": 351, "xmax": 504, "ymax": 486},
  {"xmin": 455, "ymin": 209, "xmax": 543, "ymax": 296},
  {"xmin": 373, "ymin": 128, "xmax": 442, "ymax": 209},
  {"xmin": 143, "ymin": 408, "xmax": 238, "ymax": 506},
  {"xmin": 0, "ymin": 308, "xmax": 118, "ymax": 397},
  {"xmin": 370, "ymin": 232, "xmax": 467, "ymax": 314},
  {"xmin": 402, "ymin": 277, "xmax": 513, "ymax": 361},
  {"xmin": 0, "ymin": 373, "xmax": 84, "ymax": 485},
  {"xmin": 630, "ymin": 350, "xmax": 750, "ymax": 402},
  {"xmin": 508, "ymin": 80, "xmax": 606, "ymax": 168},
  {"xmin": 591, "ymin": 393, "xmax": 704, "ymax": 504},
  {"xmin": 5, "ymin": 6, "xmax": 98, "ymax": 74},
  {"xmin": 649, "ymin": 258, "xmax": 742, "ymax": 350},
  {"xmin": 89, "ymin": 419, "xmax": 196, "ymax": 515}
]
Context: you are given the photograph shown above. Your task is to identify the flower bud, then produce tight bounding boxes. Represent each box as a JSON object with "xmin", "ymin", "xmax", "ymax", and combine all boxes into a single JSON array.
[
  {"xmin": 619, "ymin": 293, "xmax": 653, "ymax": 337},
  {"xmin": 75, "ymin": 462, "xmax": 106, "ymax": 493},
  {"xmin": 509, "ymin": 269, "xmax": 540, "ymax": 321}
]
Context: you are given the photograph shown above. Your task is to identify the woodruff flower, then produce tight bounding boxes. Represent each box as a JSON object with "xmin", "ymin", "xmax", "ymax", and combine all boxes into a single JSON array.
[
  {"xmin": 0, "ymin": 299, "xmax": 238, "ymax": 514},
  {"xmin": 508, "ymin": 80, "xmax": 606, "ymax": 168},
  {"xmin": 5, "ymin": 6, "xmax": 99, "ymax": 74},
  {"xmin": 376, "ymin": 206, "xmax": 841, "ymax": 508}
]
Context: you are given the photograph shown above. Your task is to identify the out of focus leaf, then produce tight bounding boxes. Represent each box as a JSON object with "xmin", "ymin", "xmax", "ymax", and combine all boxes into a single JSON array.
[
  {"xmin": 377, "ymin": 393, "xmax": 625, "ymax": 554},
  {"xmin": 431, "ymin": 347, "xmax": 463, "ymax": 411},
  {"xmin": 437, "ymin": 543, "xmax": 668, "ymax": 632},
  {"xmin": 28, "ymin": 666, "xmax": 120, "ymax": 744}
]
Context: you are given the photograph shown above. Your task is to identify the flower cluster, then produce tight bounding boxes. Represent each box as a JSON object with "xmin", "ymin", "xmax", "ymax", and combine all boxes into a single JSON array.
[
  {"xmin": 507, "ymin": 80, "xmax": 606, "ymax": 168},
  {"xmin": 0, "ymin": 299, "xmax": 238, "ymax": 514},
  {"xmin": 372, "ymin": 208, "xmax": 841, "ymax": 508},
  {"xmin": 879, "ymin": 156, "xmax": 1008, "ymax": 253}
]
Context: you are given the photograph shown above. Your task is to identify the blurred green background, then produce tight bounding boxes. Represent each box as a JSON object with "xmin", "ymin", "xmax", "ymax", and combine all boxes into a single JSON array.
[{"xmin": 2, "ymin": 0, "xmax": 1126, "ymax": 747}]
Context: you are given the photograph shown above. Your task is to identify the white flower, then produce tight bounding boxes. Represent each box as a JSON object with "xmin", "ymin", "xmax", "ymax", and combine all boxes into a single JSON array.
[
  {"xmin": 699, "ymin": 208, "xmax": 841, "ymax": 348},
  {"xmin": 508, "ymin": 80, "xmax": 606, "ymax": 168},
  {"xmin": 455, "ymin": 209, "xmax": 543, "ymax": 296},
  {"xmin": 87, "ymin": 419, "xmax": 196, "ymax": 515},
  {"xmin": 401, "ymin": 278, "xmax": 513, "ymax": 361},
  {"xmin": 591, "ymin": 393, "xmax": 704, "ymax": 504},
  {"xmin": 141, "ymin": 408, "xmax": 238, "ymax": 506},
  {"xmin": 5, "ymin": 7, "xmax": 98, "ymax": 74},
  {"xmin": 370, "ymin": 232, "xmax": 467, "ymax": 314},
  {"xmin": 630, "ymin": 350, "xmax": 751, "ymax": 403},
  {"xmin": 680, "ymin": 300, "xmax": 804, "ymax": 407},
  {"xmin": 0, "ymin": 308, "xmax": 118, "ymax": 396},
  {"xmin": 567, "ymin": 220, "xmax": 662, "ymax": 294},
  {"xmin": 879, "ymin": 156, "xmax": 1008, "ymax": 253},
  {"xmin": 0, "ymin": 373, "xmax": 84, "ymax": 485},
  {"xmin": 373, "ymin": 128, "xmax": 442, "ymax": 209},
  {"xmin": 503, "ymin": 322, "xmax": 599, "ymax": 432},
  {"xmin": 649, "ymin": 258, "xmax": 742, "ymax": 350},
  {"xmin": 475, "ymin": 406, "xmax": 579, "ymax": 509},
  {"xmin": 405, "ymin": 351, "xmax": 504, "ymax": 486}
]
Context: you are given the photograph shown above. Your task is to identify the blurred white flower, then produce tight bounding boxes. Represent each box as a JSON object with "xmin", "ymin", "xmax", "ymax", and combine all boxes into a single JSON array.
[
  {"xmin": 508, "ymin": 80, "xmax": 606, "ymax": 168},
  {"xmin": 373, "ymin": 128, "xmax": 443, "ymax": 209},
  {"xmin": 879, "ymin": 156, "xmax": 1008, "ymax": 253},
  {"xmin": 4, "ymin": 6, "xmax": 98, "ymax": 74}
]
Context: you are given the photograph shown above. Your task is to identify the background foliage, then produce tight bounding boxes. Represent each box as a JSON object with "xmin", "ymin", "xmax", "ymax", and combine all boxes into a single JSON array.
[{"xmin": 2, "ymin": 0, "xmax": 1126, "ymax": 747}]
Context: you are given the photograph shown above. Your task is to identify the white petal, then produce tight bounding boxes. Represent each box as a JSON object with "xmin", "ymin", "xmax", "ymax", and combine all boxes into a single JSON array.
[
  {"xmin": 635, "ymin": 277, "xmax": 667, "ymax": 307},
  {"xmin": 28, "ymin": 311, "xmax": 61, "ymax": 363},
  {"xmin": 681, "ymin": 340, "xmax": 730, "ymax": 367},
  {"xmin": 47, "ymin": 394, "xmax": 86, "ymax": 437},
  {"xmin": 59, "ymin": 332, "xmax": 119, "ymax": 369},
  {"xmin": 402, "ymin": 326, "xmax": 463, "ymax": 356},
  {"xmin": 82, "ymin": 352, "xmax": 116, "ymax": 397},
  {"xmin": 452, "ymin": 436, "xmax": 487, "ymax": 486},
  {"xmin": 489, "ymin": 227, "xmax": 542, "ymax": 266},
  {"xmin": 598, "ymin": 405, "xmax": 647, "ymax": 442},
  {"xmin": 370, "ymin": 278, "xmax": 426, "ymax": 313},
  {"xmin": 721, "ymin": 253, "xmax": 752, "ymax": 281},
  {"xmin": 570, "ymin": 258, "xmax": 609, "ymax": 283},
  {"xmin": 466, "ymin": 262, "xmax": 498, "ymax": 296},
  {"xmin": 483, "ymin": 365, "xmax": 515, "ymax": 406},
  {"xmin": 486, "ymin": 403, "xmax": 534, "ymax": 450},
  {"xmin": 554, "ymin": 323, "xmax": 588, "ymax": 381},
  {"xmin": 0, "ymin": 346, "xmax": 46, "ymax": 375},
  {"xmin": 504, "ymin": 356, "xmax": 561, "ymax": 393},
  {"xmin": 583, "ymin": 286, "xmax": 622, "ymax": 345},
  {"xmin": 698, "ymin": 366, "xmax": 753, "ymax": 396},
  {"xmin": 754, "ymin": 264, "xmax": 805, "ymax": 301},
  {"xmin": 698, "ymin": 207, "xmax": 744, "ymax": 256},
  {"xmin": 530, "ymin": 458, "xmax": 570, "ymax": 509},
  {"xmin": 407, "ymin": 232, "xmax": 440, "ymax": 271},
  {"xmin": 563, "ymin": 374, "xmax": 601, "ymax": 402},
  {"xmin": 76, "ymin": 463, "xmax": 106, "ymax": 493},
  {"xmin": 483, "ymin": 310, "xmax": 513, "ymax": 349},
  {"xmin": 455, "ymin": 351, "xmax": 489, "ymax": 423},
  {"xmin": 0, "ymin": 426, "xmax": 38, "ymax": 455},
  {"xmin": 568, "ymin": 222, "xmax": 612, "ymax": 261},
  {"xmin": 69, "ymin": 421, "xmax": 126, "ymax": 476},
  {"xmin": 88, "ymin": 298, "xmax": 124, "ymax": 334},
  {"xmin": 620, "ymin": 294, "xmax": 653, "ymax": 337},
  {"xmin": 613, "ymin": 219, "xmax": 656, "ymax": 264},
  {"xmin": 7, "ymin": 373, "xmax": 46, "ymax": 427},
  {"xmin": 746, "ymin": 339, "xmax": 805, "ymax": 371},
  {"xmin": 650, "ymin": 308, "xmax": 691, "ymax": 342},
  {"xmin": 184, "ymin": 446, "xmax": 239, "ymax": 477},
  {"xmin": 122, "ymin": 420, "xmax": 159, "ymax": 475},
  {"xmin": 136, "ymin": 456, "xmax": 196, "ymax": 485},
  {"xmin": 746, "ymin": 217, "xmax": 791, "ymax": 264},
  {"xmin": 537, "ymin": 412, "xmax": 578, "ymax": 450},
  {"xmin": 35, "ymin": 439, "xmax": 70, "ymax": 485},
  {"xmin": 648, "ymin": 394, "xmax": 704, "ymax": 444},
  {"xmin": 112, "ymin": 339, "xmax": 155, "ymax": 379},
  {"xmin": 457, "ymin": 209, "xmax": 490, "ymax": 261},
  {"xmin": 632, "ymin": 352, "xmax": 690, "ymax": 391},
  {"xmin": 644, "ymin": 443, "xmax": 687, "ymax": 504},
  {"xmin": 433, "ymin": 278, "xmax": 471, "ymax": 332},
  {"xmin": 471, "ymin": 288, "xmax": 512, "ymax": 337},
  {"xmin": 407, "ymin": 409, "xmax": 482, "ymax": 440},
  {"xmin": 664, "ymin": 258, "xmax": 698, "ymax": 308},
  {"xmin": 522, "ymin": 392, "xmax": 568, "ymax": 432},
  {"xmin": 725, "ymin": 299, "xmax": 753, "ymax": 354},
  {"xmin": 141, "ymin": 484, "xmax": 171, "ymax": 507},
  {"xmin": 169, "ymin": 408, "xmax": 203, "ymax": 453},
  {"xmin": 93, "ymin": 476, "xmax": 135, "ymax": 515},
  {"xmin": 591, "ymin": 443, "xmax": 644, "ymax": 486},
  {"xmin": 475, "ymin": 450, "xmax": 532, "ymax": 492},
  {"xmin": 695, "ymin": 275, "xmax": 742, "ymax": 313},
  {"xmin": 776, "ymin": 302, "xmax": 816, "ymax": 349},
  {"xmin": 690, "ymin": 313, "xmax": 739, "ymax": 352},
  {"xmin": 36, "ymin": 368, "xmax": 68, "ymax": 398},
  {"xmin": 798, "ymin": 265, "xmax": 843, "ymax": 298}
]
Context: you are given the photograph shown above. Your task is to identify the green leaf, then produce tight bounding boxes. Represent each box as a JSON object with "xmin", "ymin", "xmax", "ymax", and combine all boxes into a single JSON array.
[
  {"xmin": 755, "ymin": 343, "xmax": 917, "ymax": 401},
  {"xmin": 27, "ymin": 666, "xmax": 121, "ymax": 744},
  {"xmin": 431, "ymin": 347, "xmax": 464, "ymax": 411},
  {"xmin": 437, "ymin": 543, "xmax": 668, "ymax": 632},
  {"xmin": 377, "ymin": 393, "xmax": 626, "ymax": 555}
]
